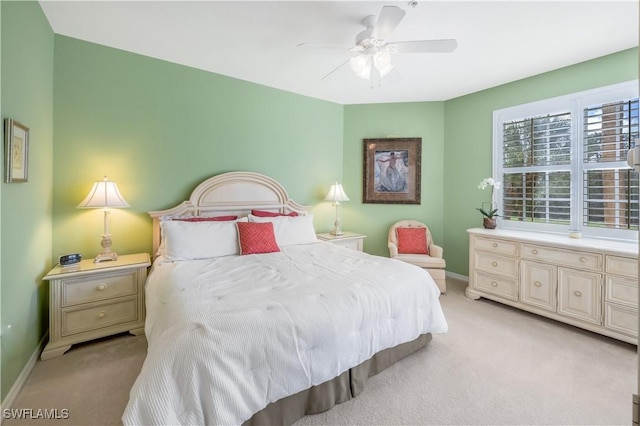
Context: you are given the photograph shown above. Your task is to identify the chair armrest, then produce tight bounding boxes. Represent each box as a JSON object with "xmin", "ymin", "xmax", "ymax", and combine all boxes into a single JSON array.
[
  {"xmin": 388, "ymin": 242, "xmax": 399, "ymax": 257},
  {"xmin": 429, "ymin": 244, "xmax": 444, "ymax": 259}
]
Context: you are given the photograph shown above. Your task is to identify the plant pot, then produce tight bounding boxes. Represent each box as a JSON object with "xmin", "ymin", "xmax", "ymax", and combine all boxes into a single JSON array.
[{"xmin": 483, "ymin": 217, "xmax": 497, "ymax": 229}]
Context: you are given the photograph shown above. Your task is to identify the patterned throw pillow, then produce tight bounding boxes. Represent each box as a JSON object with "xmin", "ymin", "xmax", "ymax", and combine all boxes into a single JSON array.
[
  {"xmin": 237, "ymin": 222, "xmax": 280, "ymax": 255},
  {"xmin": 396, "ymin": 227, "xmax": 429, "ymax": 255}
]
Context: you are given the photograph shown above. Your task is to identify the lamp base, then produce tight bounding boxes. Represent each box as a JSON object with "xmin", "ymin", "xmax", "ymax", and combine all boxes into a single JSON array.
[
  {"xmin": 329, "ymin": 230, "xmax": 344, "ymax": 237},
  {"xmin": 94, "ymin": 251, "xmax": 118, "ymax": 263},
  {"xmin": 94, "ymin": 233, "xmax": 118, "ymax": 263}
]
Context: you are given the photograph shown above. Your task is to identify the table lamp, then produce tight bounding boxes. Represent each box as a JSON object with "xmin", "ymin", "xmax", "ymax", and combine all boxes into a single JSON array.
[
  {"xmin": 325, "ymin": 182, "xmax": 350, "ymax": 236},
  {"xmin": 77, "ymin": 176, "xmax": 130, "ymax": 262}
]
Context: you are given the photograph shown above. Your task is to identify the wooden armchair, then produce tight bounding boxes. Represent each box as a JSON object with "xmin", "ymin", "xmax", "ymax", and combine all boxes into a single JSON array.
[{"xmin": 388, "ymin": 220, "xmax": 447, "ymax": 293}]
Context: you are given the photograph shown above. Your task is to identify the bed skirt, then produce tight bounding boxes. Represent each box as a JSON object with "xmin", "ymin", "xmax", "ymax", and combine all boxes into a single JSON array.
[{"xmin": 243, "ymin": 333, "xmax": 432, "ymax": 426}]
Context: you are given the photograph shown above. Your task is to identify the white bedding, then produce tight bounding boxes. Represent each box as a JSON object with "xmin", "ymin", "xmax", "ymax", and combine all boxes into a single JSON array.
[{"xmin": 122, "ymin": 242, "xmax": 447, "ymax": 425}]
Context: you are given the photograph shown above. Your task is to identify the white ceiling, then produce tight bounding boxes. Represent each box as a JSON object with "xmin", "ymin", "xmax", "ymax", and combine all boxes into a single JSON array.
[{"xmin": 39, "ymin": 1, "xmax": 639, "ymax": 105}]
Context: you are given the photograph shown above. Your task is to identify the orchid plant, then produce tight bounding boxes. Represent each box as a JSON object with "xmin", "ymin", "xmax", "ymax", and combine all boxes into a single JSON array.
[{"xmin": 477, "ymin": 177, "xmax": 501, "ymax": 219}]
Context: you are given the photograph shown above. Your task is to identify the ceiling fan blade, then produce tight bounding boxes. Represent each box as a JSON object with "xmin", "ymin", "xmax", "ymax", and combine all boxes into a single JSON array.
[
  {"xmin": 320, "ymin": 57, "xmax": 352, "ymax": 81},
  {"xmin": 297, "ymin": 42, "xmax": 354, "ymax": 51},
  {"xmin": 370, "ymin": 6, "xmax": 406, "ymax": 41},
  {"xmin": 387, "ymin": 39, "xmax": 458, "ymax": 54}
]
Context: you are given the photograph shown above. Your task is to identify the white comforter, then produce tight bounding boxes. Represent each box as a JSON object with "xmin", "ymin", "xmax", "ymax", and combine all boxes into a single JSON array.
[{"xmin": 122, "ymin": 242, "xmax": 447, "ymax": 425}]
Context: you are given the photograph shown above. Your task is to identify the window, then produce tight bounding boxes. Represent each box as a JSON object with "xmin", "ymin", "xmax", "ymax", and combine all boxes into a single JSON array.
[{"xmin": 494, "ymin": 81, "xmax": 639, "ymax": 240}]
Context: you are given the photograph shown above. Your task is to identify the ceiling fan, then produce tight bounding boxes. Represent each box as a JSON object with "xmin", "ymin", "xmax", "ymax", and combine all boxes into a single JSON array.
[{"xmin": 298, "ymin": 5, "xmax": 457, "ymax": 86}]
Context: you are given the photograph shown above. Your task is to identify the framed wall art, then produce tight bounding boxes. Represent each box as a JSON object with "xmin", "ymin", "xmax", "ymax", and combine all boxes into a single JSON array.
[
  {"xmin": 4, "ymin": 119, "xmax": 29, "ymax": 183},
  {"xmin": 363, "ymin": 137, "xmax": 421, "ymax": 204}
]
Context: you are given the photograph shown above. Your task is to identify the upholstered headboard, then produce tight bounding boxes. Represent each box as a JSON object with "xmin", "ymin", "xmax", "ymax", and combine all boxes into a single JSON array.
[{"xmin": 148, "ymin": 171, "xmax": 310, "ymax": 257}]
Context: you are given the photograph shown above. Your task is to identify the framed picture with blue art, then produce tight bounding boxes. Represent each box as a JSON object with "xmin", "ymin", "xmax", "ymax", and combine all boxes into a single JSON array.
[{"xmin": 362, "ymin": 137, "xmax": 421, "ymax": 204}]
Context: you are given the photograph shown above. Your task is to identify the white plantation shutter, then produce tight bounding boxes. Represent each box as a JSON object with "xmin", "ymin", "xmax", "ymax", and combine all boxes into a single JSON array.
[
  {"xmin": 502, "ymin": 113, "xmax": 572, "ymax": 224},
  {"xmin": 494, "ymin": 81, "xmax": 639, "ymax": 239},
  {"xmin": 583, "ymin": 99, "xmax": 639, "ymax": 230}
]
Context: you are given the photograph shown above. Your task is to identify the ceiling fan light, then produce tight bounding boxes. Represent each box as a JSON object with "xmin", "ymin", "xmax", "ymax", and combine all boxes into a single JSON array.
[
  {"xmin": 373, "ymin": 52, "xmax": 393, "ymax": 77},
  {"xmin": 349, "ymin": 55, "xmax": 371, "ymax": 79}
]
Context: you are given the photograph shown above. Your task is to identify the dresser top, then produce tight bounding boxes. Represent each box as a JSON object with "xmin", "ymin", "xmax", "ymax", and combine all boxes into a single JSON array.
[
  {"xmin": 468, "ymin": 228, "xmax": 638, "ymax": 256},
  {"xmin": 44, "ymin": 253, "xmax": 151, "ymax": 280}
]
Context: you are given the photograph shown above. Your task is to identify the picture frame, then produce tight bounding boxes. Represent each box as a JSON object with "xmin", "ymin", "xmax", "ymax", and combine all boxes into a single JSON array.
[
  {"xmin": 363, "ymin": 137, "xmax": 421, "ymax": 204},
  {"xmin": 4, "ymin": 119, "xmax": 29, "ymax": 183}
]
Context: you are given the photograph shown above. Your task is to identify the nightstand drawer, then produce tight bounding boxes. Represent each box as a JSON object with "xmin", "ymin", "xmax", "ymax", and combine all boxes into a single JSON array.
[
  {"xmin": 333, "ymin": 239, "xmax": 362, "ymax": 251},
  {"xmin": 62, "ymin": 270, "xmax": 138, "ymax": 307},
  {"xmin": 61, "ymin": 297, "xmax": 138, "ymax": 337}
]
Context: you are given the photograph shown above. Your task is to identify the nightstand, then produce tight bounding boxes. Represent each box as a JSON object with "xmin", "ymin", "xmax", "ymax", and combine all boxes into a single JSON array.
[
  {"xmin": 316, "ymin": 232, "xmax": 366, "ymax": 252},
  {"xmin": 41, "ymin": 253, "xmax": 151, "ymax": 360}
]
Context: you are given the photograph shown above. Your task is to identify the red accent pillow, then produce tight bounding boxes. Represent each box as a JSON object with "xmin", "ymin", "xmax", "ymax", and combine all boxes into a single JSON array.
[
  {"xmin": 396, "ymin": 227, "xmax": 429, "ymax": 255},
  {"xmin": 176, "ymin": 215, "xmax": 238, "ymax": 222},
  {"xmin": 251, "ymin": 209, "xmax": 298, "ymax": 217},
  {"xmin": 237, "ymin": 222, "xmax": 280, "ymax": 255}
]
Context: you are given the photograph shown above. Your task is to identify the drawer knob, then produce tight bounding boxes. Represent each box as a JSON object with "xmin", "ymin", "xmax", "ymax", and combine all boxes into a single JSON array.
[
  {"xmin": 97, "ymin": 311, "xmax": 106, "ymax": 319},
  {"xmin": 491, "ymin": 261, "xmax": 498, "ymax": 267},
  {"xmin": 492, "ymin": 243, "xmax": 498, "ymax": 248},
  {"xmin": 97, "ymin": 284, "xmax": 107, "ymax": 291},
  {"xmin": 574, "ymin": 291, "xmax": 583, "ymax": 297},
  {"xmin": 532, "ymin": 249, "xmax": 538, "ymax": 255},
  {"xmin": 579, "ymin": 257, "xmax": 587, "ymax": 263},
  {"xmin": 491, "ymin": 281, "xmax": 498, "ymax": 287},
  {"xmin": 534, "ymin": 281, "xmax": 542, "ymax": 287}
]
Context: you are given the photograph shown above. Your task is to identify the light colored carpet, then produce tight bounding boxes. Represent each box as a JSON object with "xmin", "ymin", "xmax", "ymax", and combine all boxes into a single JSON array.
[{"xmin": 4, "ymin": 278, "xmax": 636, "ymax": 425}]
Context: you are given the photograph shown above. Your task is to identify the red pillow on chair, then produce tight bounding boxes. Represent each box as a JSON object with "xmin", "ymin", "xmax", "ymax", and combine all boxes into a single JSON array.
[{"xmin": 396, "ymin": 227, "xmax": 429, "ymax": 255}]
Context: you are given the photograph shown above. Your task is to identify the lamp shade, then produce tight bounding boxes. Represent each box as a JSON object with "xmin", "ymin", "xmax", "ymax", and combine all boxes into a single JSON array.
[
  {"xmin": 325, "ymin": 183, "xmax": 350, "ymax": 203},
  {"xmin": 77, "ymin": 176, "xmax": 130, "ymax": 209}
]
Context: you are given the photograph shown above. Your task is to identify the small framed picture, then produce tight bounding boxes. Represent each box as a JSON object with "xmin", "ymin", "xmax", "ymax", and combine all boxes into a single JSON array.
[
  {"xmin": 4, "ymin": 119, "xmax": 29, "ymax": 183},
  {"xmin": 363, "ymin": 137, "xmax": 421, "ymax": 204}
]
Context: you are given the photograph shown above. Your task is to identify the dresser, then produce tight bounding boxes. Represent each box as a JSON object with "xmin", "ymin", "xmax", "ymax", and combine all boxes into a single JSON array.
[
  {"xmin": 467, "ymin": 228, "xmax": 638, "ymax": 344},
  {"xmin": 42, "ymin": 253, "xmax": 151, "ymax": 360},
  {"xmin": 316, "ymin": 232, "xmax": 366, "ymax": 251}
]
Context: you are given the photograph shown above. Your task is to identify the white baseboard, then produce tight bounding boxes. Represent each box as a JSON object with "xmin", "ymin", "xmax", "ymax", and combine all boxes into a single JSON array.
[
  {"xmin": 0, "ymin": 332, "xmax": 48, "ymax": 420},
  {"xmin": 446, "ymin": 271, "xmax": 469, "ymax": 282}
]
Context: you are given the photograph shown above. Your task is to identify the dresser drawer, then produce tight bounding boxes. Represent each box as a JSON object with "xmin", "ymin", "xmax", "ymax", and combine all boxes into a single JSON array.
[
  {"xmin": 475, "ymin": 252, "xmax": 518, "ymax": 278},
  {"xmin": 62, "ymin": 270, "xmax": 138, "ymax": 307},
  {"xmin": 61, "ymin": 297, "xmax": 138, "ymax": 337},
  {"xmin": 474, "ymin": 271, "xmax": 518, "ymax": 301},
  {"xmin": 521, "ymin": 244, "xmax": 601, "ymax": 272},
  {"xmin": 605, "ymin": 255, "xmax": 638, "ymax": 279},
  {"xmin": 474, "ymin": 237, "xmax": 518, "ymax": 256},
  {"xmin": 605, "ymin": 275, "xmax": 638, "ymax": 308},
  {"xmin": 605, "ymin": 303, "xmax": 638, "ymax": 337}
]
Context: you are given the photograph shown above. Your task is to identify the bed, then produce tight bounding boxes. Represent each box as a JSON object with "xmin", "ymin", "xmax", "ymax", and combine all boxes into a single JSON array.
[{"xmin": 122, "ymin": 171, "xmax": 448, "ymax": 426}]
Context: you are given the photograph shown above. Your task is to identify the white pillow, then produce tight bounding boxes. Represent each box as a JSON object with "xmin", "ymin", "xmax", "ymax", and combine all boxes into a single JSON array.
[
  {"xmin": 160, "ymin": 218, "xmax": 247, "ymax": 261},
  {"xmin": 248, "ymin": 214, "xmax": 317, "ymax": 246}
]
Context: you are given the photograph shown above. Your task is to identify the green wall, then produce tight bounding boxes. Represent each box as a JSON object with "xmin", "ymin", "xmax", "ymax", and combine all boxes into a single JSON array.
[
  {"xmin": 1, "ymin": 1, "xmax": 54, "ymax": 401},
  {"xmin": 443, "ymin": 48, "xmax": 639, "ymax": 275},
  {"xmin": 52, "ymin": 36, "xmax": 344, "ymax": 259},
  {"xmin": 343, "ymin": 102, "xmax": 445, "ymax": 256}
]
